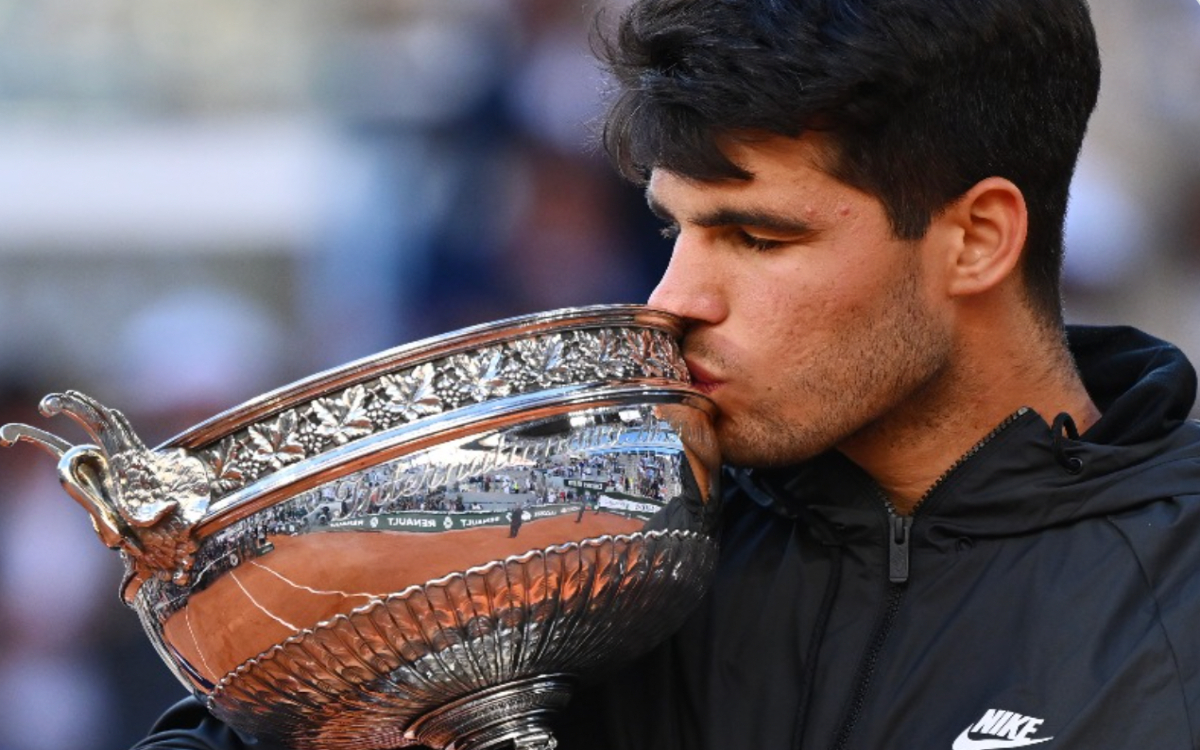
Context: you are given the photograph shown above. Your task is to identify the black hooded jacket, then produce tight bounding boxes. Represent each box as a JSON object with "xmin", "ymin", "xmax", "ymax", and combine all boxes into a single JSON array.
[
  {"xmin": 554, "ymin": 325, "xmax": 1200, "ymax": 749},
  {"xmin": 133, "ymin": 326, "xmax": 1200, "ymax": 750}
]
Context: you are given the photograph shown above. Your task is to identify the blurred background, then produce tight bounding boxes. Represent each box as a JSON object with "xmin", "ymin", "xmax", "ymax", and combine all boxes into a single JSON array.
[{"xmin": 0, "ymin": 0, "xmax": 1196, "ymax": 748}]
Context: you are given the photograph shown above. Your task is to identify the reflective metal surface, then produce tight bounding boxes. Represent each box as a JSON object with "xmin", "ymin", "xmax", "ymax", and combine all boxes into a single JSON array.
[{"xmin": 1, "ymin": 305, "xmax": 721, "ymax": 750}]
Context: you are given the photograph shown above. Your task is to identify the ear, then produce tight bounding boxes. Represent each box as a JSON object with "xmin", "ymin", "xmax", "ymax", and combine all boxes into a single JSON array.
[{"xmin": 939, "ymin": 177, "xmax": 1028, "ymax": 298}]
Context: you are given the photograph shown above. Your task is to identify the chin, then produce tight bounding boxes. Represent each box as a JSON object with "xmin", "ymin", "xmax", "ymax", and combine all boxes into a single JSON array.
[
  {"xmin": 717, "ymin": 433, "xmax": 822, "ymax": 469},
  {"xmin": 715, "ymin": 408, "xmax": 847, "ymax": 468}
]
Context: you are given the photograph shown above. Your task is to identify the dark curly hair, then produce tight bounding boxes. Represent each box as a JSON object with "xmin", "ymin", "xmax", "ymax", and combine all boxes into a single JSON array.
[{"xmin": 598, "ymin": 0, "xmax": 1101, "ymax": 324}]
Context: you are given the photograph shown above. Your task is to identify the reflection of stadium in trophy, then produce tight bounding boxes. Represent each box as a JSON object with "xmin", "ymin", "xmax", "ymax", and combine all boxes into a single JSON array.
[{"xmin": 1, "ymin": 305, "xmax": 720, "ymax": 750}]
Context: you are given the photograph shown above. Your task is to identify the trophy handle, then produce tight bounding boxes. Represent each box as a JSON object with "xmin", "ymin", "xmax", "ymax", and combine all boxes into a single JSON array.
[
  {"xmin": 0, "ymin": 424, "xmax": 130, "ymax": 549},
  {"xmin": 0, "ymin": 422, "xmax": 73, "ymax": 457},
  {"xmin": 1, "ymin": 391, "xmax": 212, "ymax": 600}
]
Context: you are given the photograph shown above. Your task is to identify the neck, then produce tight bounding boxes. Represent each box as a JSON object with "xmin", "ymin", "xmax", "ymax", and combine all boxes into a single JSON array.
[{"xmin": 837, "ymin": 318, "xmax": 1100, "ymax": 515}]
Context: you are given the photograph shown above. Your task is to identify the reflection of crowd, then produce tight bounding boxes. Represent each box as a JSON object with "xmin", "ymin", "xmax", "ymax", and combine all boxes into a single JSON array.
[
  {"xmin": 547, "ymin": 452, "xmax": 683, "ymax": 502},
  {"xmin": 444, "ymin": 451, "xmax": 686, "ymax": 508},
  {"xmin": 373, "ymin": 494, "xmax": 472, "ymax": 513}
]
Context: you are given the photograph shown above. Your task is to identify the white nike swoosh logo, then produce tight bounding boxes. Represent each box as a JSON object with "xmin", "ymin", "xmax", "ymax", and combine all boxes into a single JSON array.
[{"xmin": 952, "ymin": 729, "xmax": 1054, "ymax": 750}]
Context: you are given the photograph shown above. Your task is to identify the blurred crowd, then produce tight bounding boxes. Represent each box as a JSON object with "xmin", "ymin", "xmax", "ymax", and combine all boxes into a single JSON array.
[{"xmin": 0, "ymin": 1, "xmax": 1197, "ymax": 749}]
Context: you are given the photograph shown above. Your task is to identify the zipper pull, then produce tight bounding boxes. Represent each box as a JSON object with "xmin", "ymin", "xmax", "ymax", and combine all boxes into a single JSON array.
[{"xmin": 889, "ymin": 515, "xmax": 912, "ymax": 583}]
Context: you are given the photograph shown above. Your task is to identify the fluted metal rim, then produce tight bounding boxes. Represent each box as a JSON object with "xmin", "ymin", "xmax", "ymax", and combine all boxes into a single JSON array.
[
  {"xmin": 208, "ymin": 527, "xmax": 703, "ymax": 696},
  {"xmin": 204, "ymin": 528, "xmax": 718, "ymax": 748}
]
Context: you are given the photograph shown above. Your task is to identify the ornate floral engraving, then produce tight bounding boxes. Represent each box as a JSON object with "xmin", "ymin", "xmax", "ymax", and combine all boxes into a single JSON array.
[
  {"xmin": 209, "ymin": 438, "xmax": 248, "ymax": 494},
  {"xmin": 513, "ymin": 334, "xmax": 570, "ymax": 386},
  {"xmin": 247, "ymin": 411, "xmax": 307, "ymax": 471},
  {"xmin": 196, "ymin": 325, "xmax": 688, "ymax": 499},
  {"xmin": 311, "ymin": 385, "xmax": 374, "ymax": 446},
  {"xmin": 576, "ymin": 328, "xmax": 628, "ymax": 379},
  {"xmin": 631, "ymin": 329, "xmax": 690, "ymax": 381},
  {"xmin": 378, "ymin": 363, "xmax": 443, "ymax": 424},
  {"xmin": 445, "ymin": 348, "xmax": 514, "ymax": 403},
  {"xmin": 623, "ymin": 329, "xmax": 649, "ymax": 373},
  {"xmin": 651, "ymin": 331, "xmax": 690, "ymax": 381}
]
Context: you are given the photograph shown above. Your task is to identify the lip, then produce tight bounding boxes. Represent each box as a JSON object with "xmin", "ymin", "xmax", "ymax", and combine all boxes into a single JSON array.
[{"xmin": 684, "ymin": 358, "xmax": 723, "ymax": 395}]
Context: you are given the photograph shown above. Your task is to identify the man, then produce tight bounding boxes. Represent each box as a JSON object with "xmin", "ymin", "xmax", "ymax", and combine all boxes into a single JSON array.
[
  {"xmin": 134, "ymin": 0, "xmax": 1200, "ymax": 748},
  {"xmin": 549, "ymin": 0, "xmax": 1200, "ymax": 747},
  {"xmin": 508, "ymin": 502, "xmax": 524, "ymax": 537}
]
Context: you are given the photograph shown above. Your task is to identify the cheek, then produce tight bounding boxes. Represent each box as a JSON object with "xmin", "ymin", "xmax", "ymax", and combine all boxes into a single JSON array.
[
  {"xmin": 774, "ymin": 262, "xmax": 874, "ymax": 327},
  {"xmin": 727, "ymin": 244, "xmax": 906, "ymax": 354}
]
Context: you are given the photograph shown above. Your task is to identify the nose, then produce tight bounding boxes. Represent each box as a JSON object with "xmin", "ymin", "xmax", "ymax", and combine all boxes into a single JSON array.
[{"xmin": 647, "ymin": 235, "xmax": 727, "ymax": 324}]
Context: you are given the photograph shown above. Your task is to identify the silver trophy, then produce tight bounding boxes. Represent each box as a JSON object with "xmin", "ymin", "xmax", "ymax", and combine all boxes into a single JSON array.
[{"xmin": 1, "ymin": 304, "xmax": 720, "ymax": 750}]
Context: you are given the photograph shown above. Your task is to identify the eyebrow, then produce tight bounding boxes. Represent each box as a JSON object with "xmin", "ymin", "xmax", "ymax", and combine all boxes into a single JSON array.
[{"xmin": 646, "ymin": 192, "xmax": 817, "ymax": 236}]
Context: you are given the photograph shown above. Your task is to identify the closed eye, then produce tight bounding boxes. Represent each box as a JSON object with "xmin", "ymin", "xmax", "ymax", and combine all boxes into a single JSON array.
[{"xmin": 733, "ymin": 229, "xmax": 785, "ymax": 252}]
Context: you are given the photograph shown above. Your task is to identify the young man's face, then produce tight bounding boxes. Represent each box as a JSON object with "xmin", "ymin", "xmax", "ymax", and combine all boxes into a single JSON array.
[{"xmin": 646, "ymin": 134, "xmax": 954, "ymax": 467}]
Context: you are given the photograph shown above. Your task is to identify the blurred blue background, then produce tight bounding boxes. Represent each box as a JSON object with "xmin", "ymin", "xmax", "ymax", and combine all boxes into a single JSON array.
[{"xmin": 0, "ymin": 1, "xmax": 1197, "ymax": 748}]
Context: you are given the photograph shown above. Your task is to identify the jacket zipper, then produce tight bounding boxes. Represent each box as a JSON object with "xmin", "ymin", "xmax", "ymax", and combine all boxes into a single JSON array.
[{"xmin": 828, "ymin": 407, "xmax": 1030, "ymax": 750}]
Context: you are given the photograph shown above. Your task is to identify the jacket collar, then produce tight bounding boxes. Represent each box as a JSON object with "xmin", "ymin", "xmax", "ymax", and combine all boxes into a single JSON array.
[{"xmin": 736, "ymin": 325, "xmax": 1200, "ymax": 549}]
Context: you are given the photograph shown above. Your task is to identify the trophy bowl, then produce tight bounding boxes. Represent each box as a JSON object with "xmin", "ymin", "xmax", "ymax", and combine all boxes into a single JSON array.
[{"xmin": 1, "ymin": 304, "xmax": 721, "ymax": 750}]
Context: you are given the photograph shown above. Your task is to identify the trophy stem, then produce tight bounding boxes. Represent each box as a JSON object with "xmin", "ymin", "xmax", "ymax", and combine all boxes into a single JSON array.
[{"xmin": 406, "ymin": 675, "xmax": 573, "ymax": 750}]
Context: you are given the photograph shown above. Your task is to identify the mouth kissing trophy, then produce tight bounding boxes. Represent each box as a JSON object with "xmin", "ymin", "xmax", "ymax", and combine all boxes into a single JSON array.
[{"xmin": 1, "ymin": 305, "xmax": 721, "ymax": 750}]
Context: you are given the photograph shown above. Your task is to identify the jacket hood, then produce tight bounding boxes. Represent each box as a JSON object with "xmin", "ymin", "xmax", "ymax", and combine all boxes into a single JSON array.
[{"xmin": 738, "ymin": 325, "xmax": 1200, "ymax": 550}]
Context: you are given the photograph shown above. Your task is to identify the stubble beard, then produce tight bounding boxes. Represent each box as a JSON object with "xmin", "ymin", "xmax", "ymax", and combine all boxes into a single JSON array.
[{"xmin": 715, "ymin": 262, "xmax": 951, "ymax": 469}]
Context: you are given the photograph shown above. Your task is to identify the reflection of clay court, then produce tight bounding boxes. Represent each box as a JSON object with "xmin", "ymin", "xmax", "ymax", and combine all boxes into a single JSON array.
[{"xmin": 164, "ymin": 511, "xmax": 643, "ymax": 684}]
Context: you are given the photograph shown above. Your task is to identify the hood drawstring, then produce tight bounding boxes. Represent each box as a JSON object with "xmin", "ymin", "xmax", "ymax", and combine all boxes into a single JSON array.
[{"xmin": 1051, "ymin": 412, "xmax": 1085, "ymax": 475}]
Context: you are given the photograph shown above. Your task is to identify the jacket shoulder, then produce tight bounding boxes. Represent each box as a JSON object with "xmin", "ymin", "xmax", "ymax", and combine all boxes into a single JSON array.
[
  {"xmin": 1105, "ymin": 481, "xmax": 1200, "ymax": 733},
  {"xmin": 131, "ymin": 699, "xmax": 267, "ymax": 750}
]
